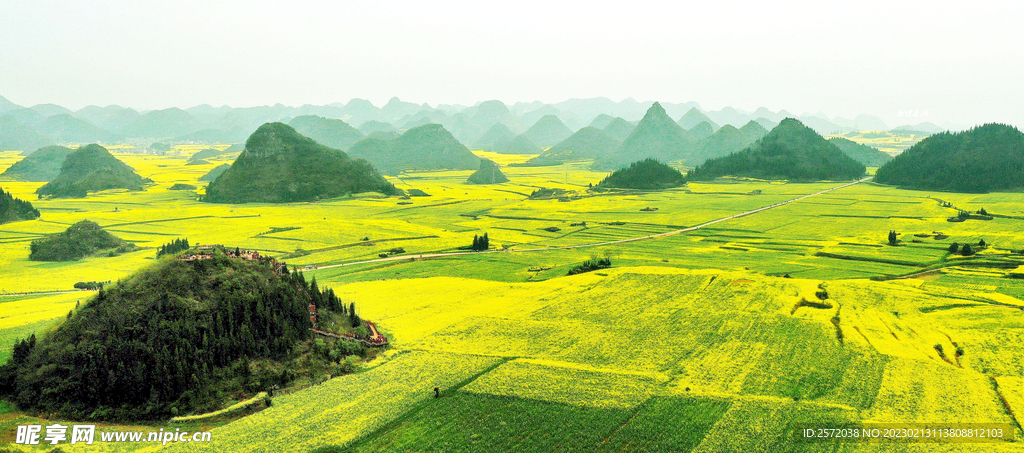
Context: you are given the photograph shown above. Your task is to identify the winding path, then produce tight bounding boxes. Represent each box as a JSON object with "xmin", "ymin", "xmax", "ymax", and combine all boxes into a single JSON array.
[{"xmin": 310, "ymin": 178, "xmax": 871, "ymax": 271}]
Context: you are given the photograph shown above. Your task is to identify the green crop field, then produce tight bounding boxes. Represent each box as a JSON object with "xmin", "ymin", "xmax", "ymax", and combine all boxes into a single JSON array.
[{"xmin": 3, "ymin": 149, "xmax": 1024, "ymax": 452}]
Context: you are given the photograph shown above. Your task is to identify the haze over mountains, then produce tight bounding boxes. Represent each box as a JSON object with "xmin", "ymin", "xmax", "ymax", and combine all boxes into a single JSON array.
[{"xmin": 0, "ymin": 94, "xmax": 953, "ymax": 153}]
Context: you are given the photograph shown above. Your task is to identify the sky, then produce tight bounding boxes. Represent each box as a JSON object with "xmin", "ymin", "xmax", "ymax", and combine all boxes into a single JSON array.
[{"xmin": 1, "ymin": 0, "xmax": 1022, "ymax": 128}]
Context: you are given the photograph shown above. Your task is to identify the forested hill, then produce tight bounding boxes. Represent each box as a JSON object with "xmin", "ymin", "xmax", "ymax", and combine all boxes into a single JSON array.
[
  {"xmin": 873, "ymin": 123, "xmax": 1024, "ymax": 193},
  {"xmin": 597, "ymin": 158, "xmax": 685, "ymax": 190},
  {"xmin": 0, "ymin": 145, "xmax": 74, "ymax": 181},
  {"xmin": 35, "ymin": 144, "xmax": 149, "ymax": 198},
  {"xmin": 29, "ymin": 219, "xmax": 130, "ymax": 261},
  {"xmin": 0, "ymin": 187, "xmax": 39, "ymax": 224},
  {"xmin": 0, "ymin": 250, "xmax": 326, "ymax": 420},
  {"xmin": 688, "ymin": 118, "xmax": 866, "ymax": 181},
  {"xmin": 204, "ymin": 122, "xmax": 398, "ymax": 203},
  {"xmin": 348, "ymin": 123, "xmax": 480, "ymax": 175}
]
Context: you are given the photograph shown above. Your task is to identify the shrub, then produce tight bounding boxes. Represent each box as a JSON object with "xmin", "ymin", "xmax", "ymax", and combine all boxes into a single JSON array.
[{"xmin": 567, "ymin": 257, "xmax": 612, "ymax": 275}]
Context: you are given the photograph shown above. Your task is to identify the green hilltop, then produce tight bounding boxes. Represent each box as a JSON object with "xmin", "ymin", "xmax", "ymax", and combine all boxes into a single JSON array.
[
  {"xmin": 874, "ymin": 123, "xmax": 1024, "ymax": 193},
  {"xmin": 689, "ymin": 118, "xmax": 866, "ymax": 181},
  {"xmin": 466, "ymin": 159, "xmax": 509, "ymax": 184},
  {"xmin": 602, "ymin": 117, "xmax": 636, "ymax": 142},
  {"xmin": 523, "ymin": 115, "xmax": 573, "ymax": 147},
  {"xmin": 828, "ymin": 137, "xmax": 892, "ymax": 167},
  {"xmin": 199, "ymin": 163, "xmax": 230, "ymax": 182},
  {"xmin": 35, "ymin": 144, "xmax": 149, "ymax": 198},
  {"xmin": 205, "ymin": 123, "xmax": 398, "ymax": 203},
  {"xmin": 689, "ymin": 121, "xmax": 715, "ymax": 141},
  {"xmin": 0, "ymin": 145, "xmax": 74, "ymax": 181},
  {"xmin": 349, "ymin": 123, "xmax": 480, "ymax": 175},
  {"xmin": 597, "ymin": 158, "xmax": 686, "ymax": 190},
  {"xmin": 588, "ymin": 113, "xmax": 615, "ymax": 129},
  {"xmin": 596, "ymin": 103, "xmax": 695, "ymax": 170},
  {"xmin": 524, "ymin": 127, "xmax": 621, "ymax": 166},
  {"xmin": 473, "ymin": 123, "xmax": 515, "ymax": 150},
  {"xmin": 691, "ymin": 121, "xmax": 768, "ymax": 165},
  {"xmin": 288, "ymin": 115, "xmax": 365, "ymax": 151},
  {"xmin": 677, "ymin": 107, "xmax": 719, "ymax": 131},
  {"xmin": 28, "ymin": 219, "xmax": 132, "ymax": 261},
  {"xmin": 358, "ymin": 120, "xmax": 397, "ymax": 135},
  {"xmin": 0, "ymin": 187, "xmax": 39, "ymax": 224},
  {"xmin": 188, "ymin": 147, "xmax": 227, "ymax": 163},
  {"xmin": 738, "ymin": 120, "xmax": 769, "ymax": 142}
]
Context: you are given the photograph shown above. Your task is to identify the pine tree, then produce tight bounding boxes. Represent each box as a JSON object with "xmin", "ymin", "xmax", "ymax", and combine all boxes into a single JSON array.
[{"xmin": 310, "ymin": 277, "xmax": 320, "ymax": 307}]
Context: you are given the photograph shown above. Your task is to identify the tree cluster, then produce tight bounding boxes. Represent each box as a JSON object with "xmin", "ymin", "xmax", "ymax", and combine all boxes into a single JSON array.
[
  {"xmin": 567, "ymin": 257, "xmax": 612, "ymax": 275},
  {"xmin": 0, "ymin": 187, "xmax": 40, "ymax": 224},
  {"xmin": 598, "ymin": 158, "xmax": 685, "ymax": 190},
  {"xmin": 74, "ymin": 281, "xmax": 108, "ymax": 290},
  {"xmin": 472, "ymin": 233, "xmax": 490, "ymax": 251},
  {"xmin": 156, "ymin": 238, "xmax": 190, "ymax": 257}
]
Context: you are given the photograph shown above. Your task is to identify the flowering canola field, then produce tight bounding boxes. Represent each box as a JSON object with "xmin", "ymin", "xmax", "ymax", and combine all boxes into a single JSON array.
[{"xmin": 2, "ymin": 149, "xmax": 1024, "ymax": 451}]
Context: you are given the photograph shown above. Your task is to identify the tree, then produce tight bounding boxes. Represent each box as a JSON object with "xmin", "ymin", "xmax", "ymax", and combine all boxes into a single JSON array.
[
  {"xmin": 948, "ymin": 243, "xmax": 959, "ymax": 253},
  {"xmin": 961, "ymin": 244, "xmax": 974, "ymax": 256},
  {"xmin": 471, "ymin": 233, "xmax": 489, "ymax": 251},
  {"xmin": 309, "ymin": 277, "xmax": 320, "ymax": 307},
  {"xmin": 979, "ymin": 207, "xmax": 988, "ymax": 215},
  {"xmin": 887, "ymin": 230, "xmax": 898, "ymax": 246},
  {"xmin": 978, "ymin": 239, "xmax": 987, "ymax": 248}
]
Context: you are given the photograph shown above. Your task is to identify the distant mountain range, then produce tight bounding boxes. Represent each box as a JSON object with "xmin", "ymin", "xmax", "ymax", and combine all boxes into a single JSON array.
[{"xmin": 0, "ymin": 94, "xmax": 963, "ymax": 154}]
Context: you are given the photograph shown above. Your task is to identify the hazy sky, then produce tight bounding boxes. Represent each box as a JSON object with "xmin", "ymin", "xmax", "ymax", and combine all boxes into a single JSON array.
[{"xmin": 1, "ymin": 0, "xmax": 1021, "ymax": 128}]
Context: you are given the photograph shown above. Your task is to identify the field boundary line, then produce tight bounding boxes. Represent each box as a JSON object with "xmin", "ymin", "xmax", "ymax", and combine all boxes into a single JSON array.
[{"xmin": 310, "ymin": 178, "xmax": 871, "ymax": 272}]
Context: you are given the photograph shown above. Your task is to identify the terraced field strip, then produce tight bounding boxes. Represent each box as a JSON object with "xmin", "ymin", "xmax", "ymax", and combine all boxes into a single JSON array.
[{"xmin": 312, "ymin": 178, "xmax": 871, "ymax": 272}]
